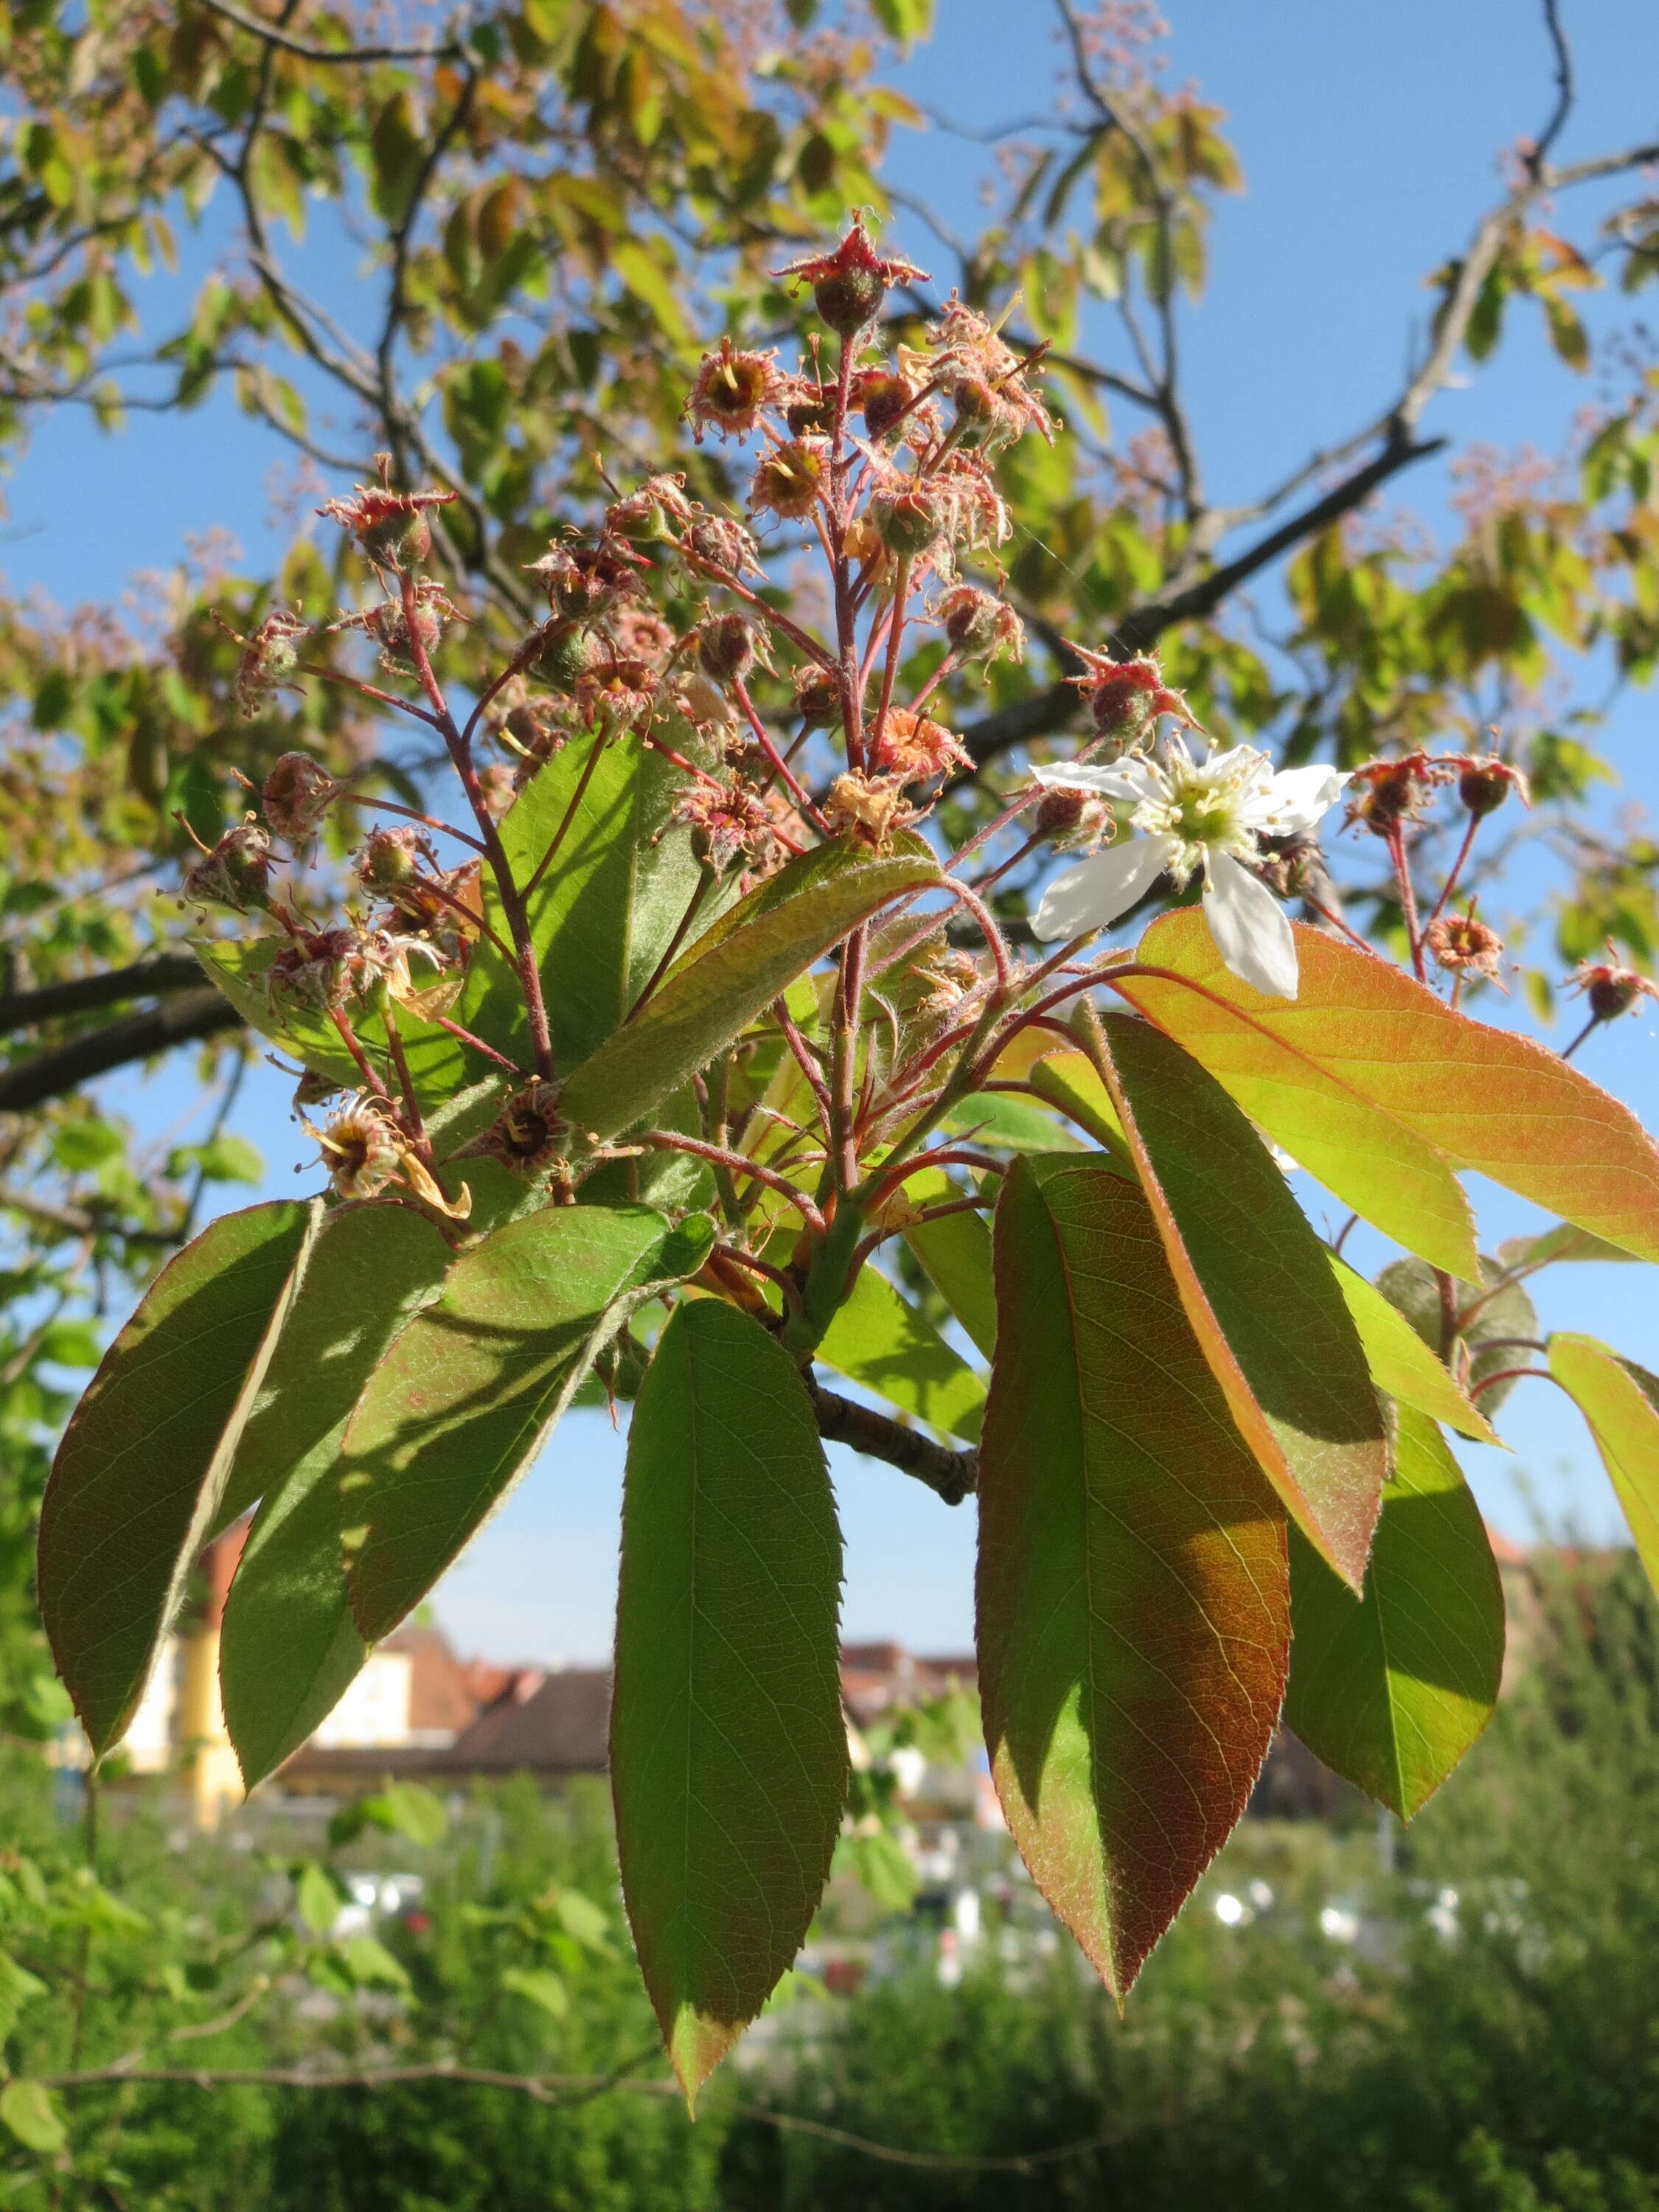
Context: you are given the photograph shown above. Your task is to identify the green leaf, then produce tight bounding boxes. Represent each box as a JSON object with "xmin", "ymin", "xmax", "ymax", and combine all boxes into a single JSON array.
[
  {"xmin": 977, "ymin": 1155, "xmax": 1290, "ymax": 1997},
  {"xmin": 1025, "ymin": 1048, "xmax": 1135, "ymax": 1171},
  {"xmin": 1498, "ymin": 1222, "xmax": 1641, "ymax": 1270},
  {"xmin": 342, "ymin": 1205, "xmax": 713, "ymax": 1641},
  {"xmin": 0, "ymin": 2080, "xmax": 66, "ymax": 2158},
  {"xmin": 195, "ymin": 939, "xmax": 481, "ymax": 1115},
  {"xmin": 832, "ymin": 1829, "xmax": 919, "ymax": 1913},
  {"xmin": 559, "ymin": 839, "xmax": 937, "ymax": 1144},
  {"xmin": 1375, "ymin": 1254, "xmax": 1537, "ymax": 1416},
  {"xmin": 818, "ymin": 1264, "xmax": 984, "ymax": 1442},
  {"xmin": 500, "ymin": 1964, "xmax": 570, "ymax": 2018},
  {"xmin": 872, "ymin": 0, "xmax": 933, "ymax": 42},
  {"xmin": 1284, "ymin": 1405, "xmax": 1504, "ymax": 1819},
  {"xmin": 942, "ymin": 1091, "xmax": 1079, "ymax": 1153},
  {"xmin": 898, "ymin": 1168, "xmax": 997, "ymax": 1360},
  {"xmin": 38, "ymin": 1200, "xmax": 319, "ymax": 1753},
  {"xmin": 1092, "ymin": 1012, "xmax": 1386, "ymax": 1591},
  {"xmin": 1331, "ymin": 1256, "xmax": 1499, "ymax": 1445},
  {"xmin": 0, "ymin": 1950, "xmax": 47, "ymax": 2044},
  {"xmin": 612, "ymin": 1298, "xmax": 846, "ymax": 2104},
  {"xmin": 295, "ymin": 1860, "xmax": 344, "ymax": 1935},
  {"xmin": 219, "ymin": 1203, "xmax": 452, "ymax": 1789},
  {"xmin": 170, "ymin": 1132, "xmax": 264, "ymax": 1186},
  {"xmin": 338, "ymin": 1933, "xmax": 410, "ymax": 1990},
  {"xmin": 1548, "ymin": 1334, "xmax": 1659, "ymax": 1596},
  {"xmin": 456, "ymin": 723, "xmax": 706, "ymax": 1072}
]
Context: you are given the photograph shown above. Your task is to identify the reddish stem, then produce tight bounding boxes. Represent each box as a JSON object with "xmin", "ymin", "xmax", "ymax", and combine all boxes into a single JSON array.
[{"xmin": 732, "ymin": 675, "xmax": 830, "ymax": 830}]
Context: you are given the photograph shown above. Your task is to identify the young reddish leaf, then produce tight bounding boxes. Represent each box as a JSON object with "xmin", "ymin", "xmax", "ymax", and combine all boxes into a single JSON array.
[
  {"xmin": 1091, "ymin": 1012, "xmax": 1386, "ymax": 1591},
  {"xmin": 559, "ymin": 841, "xmax": 936, "ymax": 1144},
  {"xmin": 220, "ymin": 1203, "xmax": 452, "ymax": 1790},
  {"xmin": 38, "ymin": 1200, "xmax": 319, "ymax": 1753},
  {"xmin": 1330, "ymin": 1257, "xmax": 1499, "ymax": 1445},
  {"xmin": 976, "ymin": 1155, "xmax": 1290, "ymax": 1997},
  {"xmin": 1115, "ymin": 915, "xmax": 1478, "ymax": 1273},
  {"xmin": 1285, "ymin": 1405, "xmax": 1504, "ymax": 1819},
  {"xmin": 342, "ymin": 1206, "xmax": 713, "ymax": 1641},
  {"xmin": 612, "ymin": 1298, "xmax": 845, "ymax": 2104},
  {"xmin": 1123, "ymin": 910, "xmax": 1659, "ymax": 1267},
  {"xmin": 817, "ymin": 1263, "xmax": 984, "ymax": 1441},
  {"xmin": 1548, "ymin": 1334, "xmax": 1659, "ymax": 1596}
]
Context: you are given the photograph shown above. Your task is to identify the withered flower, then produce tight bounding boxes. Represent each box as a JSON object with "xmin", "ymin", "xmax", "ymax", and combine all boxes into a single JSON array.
[
  {"xmin": 182, "ymin": 822, "xmax": 272, "ymax": 913},
  {"xmin": 686, "ymin": 339, "xmax": 782, "ymax": 442},
  {"xmin": 824, "ymin": 771, "xmax": 917, "ymax": 848},
  {"xmin": 773, "ymin": 213, "xmax": 928, "ymax": 337},
  {"xmin": 232, "ymin": 606, "xmax": 310, "ymax": 719},
  {"xmin": 873, "ymin": 707, "xmax": 972, "ymax": 784},
  {"xmin": 317, "ymin": 454, "xmax": 456, "ymax": 569},
  {"xmin": 672, "ymin": 776, "xmax": 773, "ymax": 874},
  {"xmin": 938, "ymin": 584, "xmax": 1024, "ymax": 667},
  {"xmin": 1346, "ymin": 751, "xmax": 1460, "ymax": 835},
  {"xmin": 749, "ymin": 439, "xmax": 827, "ymax": 522},
  {"xmin": 262, "ymin": 751, "xmax": 342, "ymax": 843},
  {"xmin": 1427, "ymin": 910, "xmax": 1506, "ymax": 983},
  {"xmin": 1569, "ymin": 945, "xmax": 1659, "ymax": 1024}
]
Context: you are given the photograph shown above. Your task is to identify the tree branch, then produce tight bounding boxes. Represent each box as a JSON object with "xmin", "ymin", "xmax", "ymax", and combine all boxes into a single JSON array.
[
  {"xmin": 954, "ymin": 428, "xmax": 1444, "ymax": 779},
  {"xmin": 193, "ymin": 0, "xmax": 461, "ymax": 64},
  {"xmin": 42, "ymin": 2063, "xmax": 1128, "ymax": 2174},
  {"xmin": 808, "ymin": 1378, "xmax": 977, "ymax": 1504},
  {"xmin": 0, "ymin": 990, "xmax": 242, "ymax": 1114},
  {"xmin": 0, "ymin": 955, "xmax": 209, "ymax": 1034}
]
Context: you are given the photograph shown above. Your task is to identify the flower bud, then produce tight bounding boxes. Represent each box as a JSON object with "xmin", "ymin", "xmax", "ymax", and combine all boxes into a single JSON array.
[
  {"xmin": 698, "ymin": 613, "xmax": 757, "ymax": 685},
  {"xmin": 262, "ymin": 751, "xmax": 340, "ymax": 843}
]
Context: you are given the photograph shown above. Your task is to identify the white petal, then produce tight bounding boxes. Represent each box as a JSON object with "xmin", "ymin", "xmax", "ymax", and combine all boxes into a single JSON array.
[
  {"xmin": 1201, "ymin": 850, "xmax": 1300, "ymax": 998},
  {"xmin": 1246, "ymin": 764, "xmax": 1349, "ymax": 835},
  {"xmin": 1032, "ymin": 759, "xmax": 1161, "ymax": 804},
  {"xmin": 1032, "ymin": 835, "xmax": 1178, "ymax": 941}
]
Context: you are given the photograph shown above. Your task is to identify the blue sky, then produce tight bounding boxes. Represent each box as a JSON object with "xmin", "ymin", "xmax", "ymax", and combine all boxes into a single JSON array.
[{"xmin": 7, "ymin": 0, "xmax": 1659, "ymax": 1661}]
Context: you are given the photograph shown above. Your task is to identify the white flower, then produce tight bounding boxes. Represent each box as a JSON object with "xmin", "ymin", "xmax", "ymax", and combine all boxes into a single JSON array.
[{"xmin": 1029, "ymin": 740, "xmax": 1349, "ymax": 998}]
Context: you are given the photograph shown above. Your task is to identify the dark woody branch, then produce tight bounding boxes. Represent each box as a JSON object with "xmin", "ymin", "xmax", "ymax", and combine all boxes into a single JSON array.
[
  {"xmin": 954, "ymin": 428, "xmax": 1445, "ymax": 783},
  {"xmin": 0, "ymin": 988, "xmax": 241, "ymax": 1115},
  {"xmin": 807, "ymin": 1377, "xmax": 978, "ymax": 1505},
  {"xmin": 0, "ymin": 953, "xmax": 209, "ymax": 1034}
]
